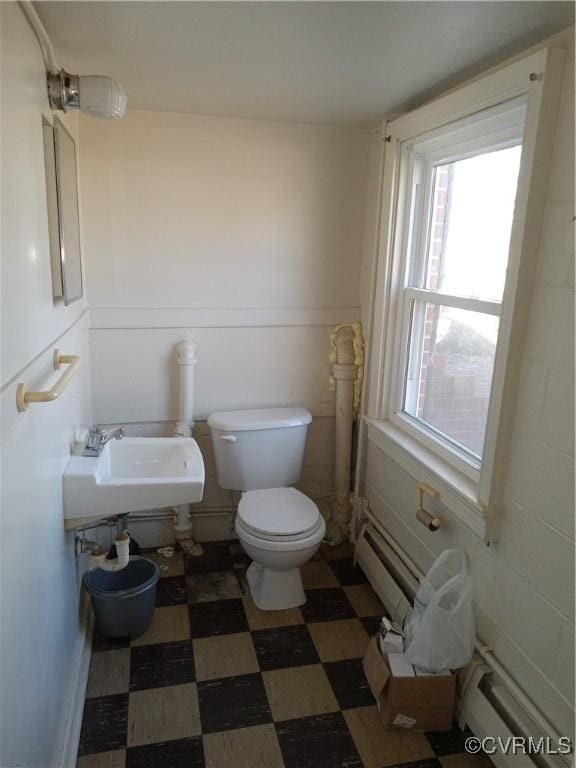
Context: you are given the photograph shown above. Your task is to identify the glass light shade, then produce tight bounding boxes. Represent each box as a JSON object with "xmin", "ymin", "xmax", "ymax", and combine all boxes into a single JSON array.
[{"xmin": 78, "ymin": 75, "xmax": 127, "ymax": 119}]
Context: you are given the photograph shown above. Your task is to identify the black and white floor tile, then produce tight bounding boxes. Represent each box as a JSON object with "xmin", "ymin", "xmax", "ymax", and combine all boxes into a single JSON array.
[{"xmin": 77, "ymin": 541, "xmax": 493, "ymax": 768}]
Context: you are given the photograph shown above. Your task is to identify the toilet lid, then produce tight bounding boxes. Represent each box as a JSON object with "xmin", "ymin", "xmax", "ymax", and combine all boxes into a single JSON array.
[{"xmin": 238, "ymin": 488, "xmax": 320, "ymax": 537}]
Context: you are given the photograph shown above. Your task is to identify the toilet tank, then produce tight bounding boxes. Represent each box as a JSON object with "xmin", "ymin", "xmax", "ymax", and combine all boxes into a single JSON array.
[{"xmin": 207, "ymin": 407, "xmax": 312, "ymax": 491}]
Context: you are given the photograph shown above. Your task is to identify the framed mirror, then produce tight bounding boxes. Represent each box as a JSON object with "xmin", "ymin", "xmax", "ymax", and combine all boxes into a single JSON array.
[{"xmin": 43, "ymin": 117, "xmax": 83, "ymax": 305}]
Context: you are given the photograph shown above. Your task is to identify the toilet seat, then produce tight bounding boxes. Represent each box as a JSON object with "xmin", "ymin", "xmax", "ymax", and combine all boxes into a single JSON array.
[
  {"xmin": 237, "ymin": 515, "xmax": 325, "ymax": 543},
  {"xmin": 238, "ymin": 487, "xmax": 320, "ymax": 541}
]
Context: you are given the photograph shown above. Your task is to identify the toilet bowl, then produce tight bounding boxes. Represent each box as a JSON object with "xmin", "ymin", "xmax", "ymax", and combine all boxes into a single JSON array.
[{"xmin": 235, "ymin": 487, "xmax": 326, "ymax": 610}]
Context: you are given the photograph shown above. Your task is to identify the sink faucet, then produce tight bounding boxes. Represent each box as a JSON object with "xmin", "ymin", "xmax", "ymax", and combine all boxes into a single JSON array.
[{"xmin": 84, "ymin": 425, "xmax": 124, "ymax": 457}]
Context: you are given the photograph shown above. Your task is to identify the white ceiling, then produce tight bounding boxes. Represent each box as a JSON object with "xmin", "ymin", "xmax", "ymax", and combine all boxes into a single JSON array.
[{"xmin": 35, "ymin": 1, "xmax": 574, "ymax": 126}]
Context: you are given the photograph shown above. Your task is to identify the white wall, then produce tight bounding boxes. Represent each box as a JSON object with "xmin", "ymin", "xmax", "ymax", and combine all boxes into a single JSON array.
[
  {"xmin": 0, "ymin": 5, "xmax": 92, "ymax": 765},
  {"xmin": 359, "ymin": 28, "xmax": 575, "ymax": 738},
  {"xmin": 79, "ymin": 109, "xmax": 370, "ymax": 533},
  {"xmin": 80, "ymin": 110, "xmax": 369, "ymax": 310}
]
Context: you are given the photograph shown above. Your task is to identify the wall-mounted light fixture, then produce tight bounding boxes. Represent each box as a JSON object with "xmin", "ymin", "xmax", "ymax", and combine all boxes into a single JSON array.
[
  {"xmin": 47, "ymin": 70, "xmax": 127, "ymax": 119},
  {"xmin": 20, "ymin": 1, "xmax": 127, "ymax": 120}
]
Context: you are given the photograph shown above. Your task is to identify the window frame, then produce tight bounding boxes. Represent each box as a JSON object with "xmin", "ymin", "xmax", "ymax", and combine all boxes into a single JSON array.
[
  {"xmin": 363, "ymin": 47, "xmax": 565, "ymax": 541},
  {"xmin": 389, "ymin": 108, "xmax": 526, "ymax": 480}
]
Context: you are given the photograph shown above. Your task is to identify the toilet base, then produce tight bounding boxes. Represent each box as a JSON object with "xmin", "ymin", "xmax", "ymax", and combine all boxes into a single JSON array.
[{"xmin": 246, "ymin": 561, "xmax": 306, "ymax": 610}]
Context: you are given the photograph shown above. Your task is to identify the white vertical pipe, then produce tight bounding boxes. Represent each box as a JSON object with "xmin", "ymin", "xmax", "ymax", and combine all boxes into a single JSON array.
[
  {"xmin": 174, "ymin": 336, "xmax": 197, "ymax": 437},
  {"xmin": 172, "ymin": 337, "xmax": 202, "ymax": 555},
  {"xmin": 330, "ymin": 327, "xmax": 357, "ymax": 539},
  {"xmin": 333, "ymin": 372, "xmax": 355, "ymax": 507}
]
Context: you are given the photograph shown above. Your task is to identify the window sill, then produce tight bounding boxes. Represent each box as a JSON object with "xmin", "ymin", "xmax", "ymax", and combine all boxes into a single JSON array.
[{"xmin": 364, "ymin": 417, "xmax": 496, "ymax": 542}]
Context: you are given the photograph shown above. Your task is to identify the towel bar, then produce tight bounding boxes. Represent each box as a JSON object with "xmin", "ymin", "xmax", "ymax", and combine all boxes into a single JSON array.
[{"xmin": 16, "ymin": 349, "xmax": 81, "ymax": 412}]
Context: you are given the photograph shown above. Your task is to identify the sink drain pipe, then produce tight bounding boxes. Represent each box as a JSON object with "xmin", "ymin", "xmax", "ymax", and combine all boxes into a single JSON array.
[
  {"xmin": 173, "ymin": 337, "xmax": 203, "ymax": 556},
  {"xmin": 84, "ymin": 531, "xmax": 131, "ymax": 571}
]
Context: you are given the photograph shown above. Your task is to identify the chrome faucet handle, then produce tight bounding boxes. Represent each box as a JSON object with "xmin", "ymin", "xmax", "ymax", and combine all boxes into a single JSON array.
[
  {"xmin": 83, "ymin": 425, "xmax": 124, "ymax": 456},
  {"xmin": 84, "ymin": 427, "xmax": 103, "ymax": 456}
]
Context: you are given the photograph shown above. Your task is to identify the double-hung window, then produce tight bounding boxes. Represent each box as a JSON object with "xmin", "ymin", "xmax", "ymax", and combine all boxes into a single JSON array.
[
  {"xmin": 366, "ymin": 48, "xmax": 564, "ymax": 540},
  {"xmin": 393, "ymin": 100, "xmax": 525, "ymax": 476}
]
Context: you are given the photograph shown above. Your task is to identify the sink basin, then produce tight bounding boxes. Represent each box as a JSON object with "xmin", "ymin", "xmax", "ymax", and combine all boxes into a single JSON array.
[{"xmin": 63, "ymin": 437, "xmax": 205, "ymax": 526}]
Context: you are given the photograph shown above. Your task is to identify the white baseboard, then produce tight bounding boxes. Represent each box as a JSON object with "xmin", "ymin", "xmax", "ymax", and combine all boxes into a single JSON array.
[{"xmin": 58, "ymin": 592, "xmax": 93, "ymax": 768}]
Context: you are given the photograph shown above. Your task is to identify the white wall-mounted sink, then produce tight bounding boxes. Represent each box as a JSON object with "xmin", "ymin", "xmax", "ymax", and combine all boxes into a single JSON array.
[{"xmin": 63, "ymin": 437, "xmax": 204, "ymax": 526}]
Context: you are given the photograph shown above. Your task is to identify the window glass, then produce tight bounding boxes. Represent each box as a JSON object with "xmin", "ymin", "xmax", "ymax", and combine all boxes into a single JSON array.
[
  {"xmin": 404, "ymin": 303, "xmax": 500, "ymax": 458},
  {"xmin": 424, "ymin": 145, "xmax": 522, "ymax": 301}
]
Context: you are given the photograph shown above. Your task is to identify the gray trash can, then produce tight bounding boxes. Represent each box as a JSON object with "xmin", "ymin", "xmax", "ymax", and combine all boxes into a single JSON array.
[{"xmin": 83, "ymin": 556, "xmax": 160, "ymax": 638}]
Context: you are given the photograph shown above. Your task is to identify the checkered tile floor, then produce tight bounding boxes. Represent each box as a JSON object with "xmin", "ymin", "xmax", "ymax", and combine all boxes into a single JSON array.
[{"xmin": 77, "ymin": 541, "xmax": 493, "ymax": 768}]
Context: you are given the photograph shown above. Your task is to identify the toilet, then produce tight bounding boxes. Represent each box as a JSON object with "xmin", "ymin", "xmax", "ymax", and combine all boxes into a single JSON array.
[{"xmin": 207, "ymin": 407, "xmax": 325, "ymax": 610}]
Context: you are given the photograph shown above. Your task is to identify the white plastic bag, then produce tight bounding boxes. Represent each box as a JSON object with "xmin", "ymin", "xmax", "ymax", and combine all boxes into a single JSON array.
[{"xmin": 404, "ymin": 549, "xmax": 474, "ymax": 672}]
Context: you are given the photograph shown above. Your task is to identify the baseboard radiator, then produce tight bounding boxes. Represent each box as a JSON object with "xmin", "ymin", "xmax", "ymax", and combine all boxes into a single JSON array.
[{"xmin": 354, "ymin": 517, "xmax": 570, "ymax": 768}]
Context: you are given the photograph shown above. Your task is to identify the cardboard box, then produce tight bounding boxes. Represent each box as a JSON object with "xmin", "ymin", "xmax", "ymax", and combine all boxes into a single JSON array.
[{"xmin": 363, "ymin": 637, "xmax": 456, "ymax": 732}]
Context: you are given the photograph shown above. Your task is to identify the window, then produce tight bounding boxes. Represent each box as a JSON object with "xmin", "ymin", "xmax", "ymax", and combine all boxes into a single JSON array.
[
  {"xmin": 393, "ymin": 103, "xmax": 525, "ymax": 475},
  {"xmin": 365, "ymin": 48, "xmax": 565, "ymax": 540}
]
